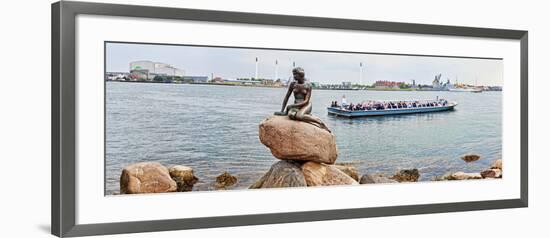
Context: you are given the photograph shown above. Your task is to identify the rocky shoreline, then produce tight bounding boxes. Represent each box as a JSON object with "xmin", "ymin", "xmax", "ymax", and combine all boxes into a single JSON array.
[{"xmin": 117, "ymin": 116, "xmax": 502, "ymax": 195}]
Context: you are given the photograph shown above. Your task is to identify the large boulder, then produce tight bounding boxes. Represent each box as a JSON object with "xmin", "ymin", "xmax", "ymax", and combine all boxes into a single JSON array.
[
  {"xmin": 215, "ymin": 171, "xmax": 238, "ymax": 188},
  {"xmin": 259, "ymin": 116, "xmax": 338, "ymax": 164},
  {"xmin": 448, "ymin": 172, "xmax": 482, "ymax": 180},
  {"xmin": 432, "ymin": 173, "xmax": 453, "ymax": 181},
  {"xmin": 491, "ymin": 159, "xmax": 502, "ymax": 170},
  {"xmin": 359, "ymin": 174, "xmax": 398, "ymax": 184},
  {"xmin": 391, "ymin": 169, "xmax": 420, "ymax": 182},
  {"xmin": 480, "ymin": 169, "xmax": 502, "ymax": 178},
  {"xmin": 249, "ymin": 161, "xmax": 307, "ymax": 188},
  {"xmin": 120, "ymin": 162, "xmax": 177, "ymax": 194},
  {"xmin": 301, "ymin": 162, "xmax": 358, "ymax": 186},
  {"xmin": 169, "ymin": 165, "xmax": 198, "ymax": 192},
  {"xmin": 334, "ymin": 164, "xmax": 359, "ymax": 181},
  {"xmin": 461, "ymin": 154, "xmax": 481, "ymax": 162}
]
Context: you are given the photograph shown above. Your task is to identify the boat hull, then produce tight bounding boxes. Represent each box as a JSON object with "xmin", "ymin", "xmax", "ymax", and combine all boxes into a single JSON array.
[
  {"xmin": 327, "ymin": 104, "xmax": 456, "ymax": 117},
  {"xmin": 449, "ymin": 88, "xmax": 482, "ymax": 93}
]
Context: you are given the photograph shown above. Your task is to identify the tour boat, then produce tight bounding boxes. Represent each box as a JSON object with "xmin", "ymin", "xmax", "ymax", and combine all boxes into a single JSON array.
[{"xmin": 327, "ymin": 99, "xmax": 457, "ymax": 118}]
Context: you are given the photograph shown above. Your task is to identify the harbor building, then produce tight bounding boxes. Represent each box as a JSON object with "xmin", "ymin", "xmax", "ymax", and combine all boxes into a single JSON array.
[
  {"xmin": 374, "ymin": 80, "xmax": 402, "ymax": 89},
  {"xmin": 129, "ymin": 60, "xmax": 185, "ymax": 80},
  {"xmin": 342, "ymin": 82, "xmax": 352, "ymax": 89},
  {"xmin": 105, "ymin": 72, "xmax": 129, "ymax": 81},
  {"xmin": 182, "ymin": 76, "xmax": 208, "ymax": 83}
]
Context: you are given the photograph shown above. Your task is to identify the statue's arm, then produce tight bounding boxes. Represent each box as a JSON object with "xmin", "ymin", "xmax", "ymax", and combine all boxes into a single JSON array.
[
  {"xmin": 304, "ymin": 88, "xmax": 312, "ymax": 104},
  {"xmin": 280, "ymin": 82, "xmax": 294, "ymax": 112}
]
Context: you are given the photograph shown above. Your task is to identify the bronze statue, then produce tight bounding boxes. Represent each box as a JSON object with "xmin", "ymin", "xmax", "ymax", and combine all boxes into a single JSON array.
[{"xmin": 274, "ymin": 67, "xmax": 331, "ymax": 132}]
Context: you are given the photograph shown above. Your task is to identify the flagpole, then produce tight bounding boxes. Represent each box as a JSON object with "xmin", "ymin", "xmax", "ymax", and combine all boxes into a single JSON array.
[
  {"xmin": 359, "ymin": 62, "xmax": 363, "ymax": 86},
  {"xmin": 275, "ymin": 60, "xmax": 279, "ymax": 80},
  {"xmin": 255, "ymin": 57, "xmax": 259, "ymax": 79}
]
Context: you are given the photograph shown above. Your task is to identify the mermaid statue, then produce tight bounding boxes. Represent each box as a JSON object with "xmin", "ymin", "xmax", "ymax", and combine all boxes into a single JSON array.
[{"xmin": 274, "ymin": 67, "xmax": 331, "ymax": 133}]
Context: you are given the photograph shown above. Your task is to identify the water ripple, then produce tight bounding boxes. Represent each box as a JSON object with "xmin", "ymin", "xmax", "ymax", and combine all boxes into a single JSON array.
[{"xmin": 105, "ymin": 82, "xmax": 502, "ymax": 195}]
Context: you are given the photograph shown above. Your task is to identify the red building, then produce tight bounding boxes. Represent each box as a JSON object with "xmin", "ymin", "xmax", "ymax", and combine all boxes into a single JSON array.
[{"xmin": 374, "ymin": 80, "xmax": 403, "ymax": 89}]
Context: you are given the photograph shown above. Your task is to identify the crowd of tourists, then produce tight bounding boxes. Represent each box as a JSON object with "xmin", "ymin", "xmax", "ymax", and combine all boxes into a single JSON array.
[{"xmin": 330, "ymin": 95, "xmax": 449, "ymax": 111}]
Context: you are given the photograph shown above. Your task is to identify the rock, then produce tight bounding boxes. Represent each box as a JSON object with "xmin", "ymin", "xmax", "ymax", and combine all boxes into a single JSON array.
[
  {"xmin": 391, "ymin": 169, "xmax": 420, "ymax": 182},
  {"xmin": 120, "ymin": 162, "xmax": 177, "ymax": 194},
  {"xmin": 259, "ymin": 116, "xmax": 338, "ymax": 164},
  {"xmin": 461, "ymin": 154, "xmax": 481, "ymax": 162},
  {"xmin": 432, "ymin": 172, "xmax": 484, "ymax": 181},
  {"xmin": 249, "ymin": 161, "xmax": 307, "ymax": 188},
  {"xmin": 215, "ymin": 172, "xmax": 237, "ymax": 188},
  {"xmin": 169, "ymin": 165, "xmax": 198, "ymax": 192},
  {"xmin": 448, "ymin": 172, "xmax": 482, "ymax": 180},
  {"xmin": 334, "ymin": 164, "xmax": 359, "ymax": 181},
  {"xmin": 480, "ymin": 169, "xmax": 502, "ymax": 178},
  {"xmin": 359, "ymin": 174, "xmax": 398, "ymax": 184},
  {"xmin": 301, "ymin": 162, "xmax": 359, "ymax": 186},
  {"xmin": 491, "ymin": 159, "xmax": 502, "ymax": 170},
  {"xmin": 432, "ymin": 173, "xmax": 453, "ymax": 181}
]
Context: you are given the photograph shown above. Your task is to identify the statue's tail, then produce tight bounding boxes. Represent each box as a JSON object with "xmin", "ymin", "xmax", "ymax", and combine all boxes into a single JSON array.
[{"xmin": 305, "ymin": 115, "xmax": 332, "ymax": 133}]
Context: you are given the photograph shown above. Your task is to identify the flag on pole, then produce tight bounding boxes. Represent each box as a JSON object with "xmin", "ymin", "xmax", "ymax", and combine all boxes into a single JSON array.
[{"xmin": 256, "ymin": 57, "xmax": 258, "ymax": 62}]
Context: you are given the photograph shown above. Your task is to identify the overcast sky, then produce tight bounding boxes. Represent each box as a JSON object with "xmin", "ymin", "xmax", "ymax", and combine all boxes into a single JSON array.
[{"xmin": 106, "ymin": 42, "xmax": 503, "ymax": 86}]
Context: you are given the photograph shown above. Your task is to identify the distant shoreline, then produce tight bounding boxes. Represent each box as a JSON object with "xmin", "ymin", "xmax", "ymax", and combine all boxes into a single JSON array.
[
  {"xmin": 106, "ymin": 80, "xmax": 502, "ymax": 92},
  {"xmin": 106, "ymin": 80, "xmax": 285, "ymax": 89}
]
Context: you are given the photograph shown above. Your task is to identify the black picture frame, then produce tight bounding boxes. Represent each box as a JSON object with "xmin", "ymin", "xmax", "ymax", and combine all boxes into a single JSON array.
[{"xmin": 52, "ymin": 1, "xmax": 528, "ymax": 237}]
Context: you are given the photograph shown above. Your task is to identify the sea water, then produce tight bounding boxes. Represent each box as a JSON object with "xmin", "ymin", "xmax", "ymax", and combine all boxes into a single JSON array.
[{"xmin": 105, "ymin": 82, "xmax": 501, "ymax": 195}]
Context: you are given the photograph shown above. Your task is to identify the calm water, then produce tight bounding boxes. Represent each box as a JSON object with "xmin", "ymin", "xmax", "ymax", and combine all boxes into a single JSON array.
[{"xmin": 105, "ymin": 82, "xmax": 502, "ymax": 195}]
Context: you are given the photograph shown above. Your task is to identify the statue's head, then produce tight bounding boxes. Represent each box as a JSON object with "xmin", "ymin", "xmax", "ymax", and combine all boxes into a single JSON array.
[{"xmin": 292, "ymin": 67, "xmax": 305, "ymax": 81}]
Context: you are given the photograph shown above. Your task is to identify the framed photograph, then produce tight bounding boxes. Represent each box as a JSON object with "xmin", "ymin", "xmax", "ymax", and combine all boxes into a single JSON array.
[{"xmin": 52, "ymin": 1, "xmax": 528, "ymax": 237}]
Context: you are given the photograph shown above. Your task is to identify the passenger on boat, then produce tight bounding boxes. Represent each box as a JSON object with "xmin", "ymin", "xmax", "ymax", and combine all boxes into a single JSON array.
[
  {"xmin": 341, "ymin": 95, "xmax": 348, "ymax": 107},
  {"xmin": 364, "ymin": 102, "xmax": 372, "ymax": 110}
]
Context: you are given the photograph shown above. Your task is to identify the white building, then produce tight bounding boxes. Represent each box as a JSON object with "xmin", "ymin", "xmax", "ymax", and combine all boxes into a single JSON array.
[{"xmin": 129, "ymin": 60, "xmax": 185, "ymax": 77}]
